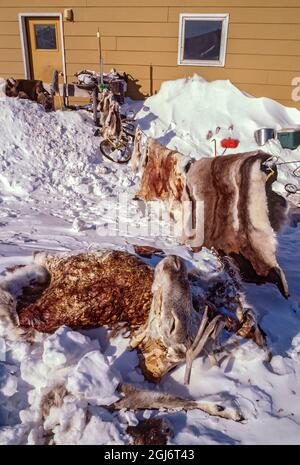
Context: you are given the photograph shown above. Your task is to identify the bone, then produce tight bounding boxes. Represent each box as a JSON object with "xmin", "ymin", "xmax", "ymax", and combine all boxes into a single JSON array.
[
  {"xmin": 184, "ymin": 313, "xmax": 223, "ymax": 385},
  {"xmin": 114, "ymin": 384, "xmax": 244, "ymax": 421}
]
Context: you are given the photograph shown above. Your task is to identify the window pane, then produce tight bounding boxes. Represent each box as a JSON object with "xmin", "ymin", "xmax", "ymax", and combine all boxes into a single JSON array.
[
  {"xmin": 34, "ymin": 24, "xmax": 57, "ymax": 50},
  {"xmin": 183, "ymin": 20, "xmax": 222, "ymax": 61}
]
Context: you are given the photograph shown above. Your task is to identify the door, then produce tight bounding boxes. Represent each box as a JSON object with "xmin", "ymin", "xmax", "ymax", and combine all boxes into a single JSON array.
[{"xmin": 26, "ymin": 17, "xmax": 63, "ymax": 82}]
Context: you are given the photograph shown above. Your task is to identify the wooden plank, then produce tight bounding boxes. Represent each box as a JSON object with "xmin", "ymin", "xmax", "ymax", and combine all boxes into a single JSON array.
[
  {"xmin": 65, "ymin": 36, "xmax": 117, "ymax": 51},
  {"xmin": 75, "ymin": 7, "xmax": 169, "ymax": 23},
  {"xmin": 66, "ymin": 50, "xmax": 179, "ymax": 66},
  {"xmin": 86, "ymin": 0, "xmax": 300, "ymax": 6},
  {"xmin": 0, "ymin": 35, "xmax": 21, "ymax": 49},
  {"xmin": 117, "ymin": 37, "xmax": 178, "ymax": 52},
  {"xmin": 66, "ymin": 49, "xmax": 300, "ymax": 71},
  {"xmin": 267, "ymin": 70, "xmax": 300, "ymax": 86},
  {"xmin": 0, "ymin": 62, "xmax": 24, "ymax": 74},
  {"xmin": 64, "ymin": 21, "xmax": 178, "ymax": 37},
  {"xmin": 115, "ymin": 37, "xmax": 300, "ymax": 56},
  {"xmin": 0, "ymin": 48, "xmax": 23, "ymax": 62},
  {"xmin": 63, "ymin": 21, "xmax": 300, "ymax": 41},
  {"xmin": 229, "ymin": 23, "xmax": 300, "ymax": 40},
  {"xmin": 0, "ymin": 22, "xmax": 19, "ymax": 35},
  {"xmin": 0, "ymin": 1, "xmax": 85, "ymax": 6},
  {"xmin": 226, "ymin": 54, "xmax": 300, "ymax": 71},
  {"xmin": 154, "ymin": 67, "xmax": 300, "ymax": 87},
  {"xmin": 228, "ymin": 39, "xmax": 300, "ymax": 56},
  {"xmin": 153, "ymin": 66, "xmax": 268, "ymax": 83},
  {"xmin": 0, "ymin": 8, "xmax": 64, "ymax": 21},
  {"xmin": 241, "ymin": 83, "xmax": 294, "ymax": 100},
  {"xmin": 168, "ymin": 7, "xmax": 300, "ymax": 23}
]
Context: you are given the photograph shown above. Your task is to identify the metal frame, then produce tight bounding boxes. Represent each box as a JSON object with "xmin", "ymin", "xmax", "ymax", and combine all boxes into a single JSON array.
[
  {"xmin": 177, "ymin": 13, "xmax": 229, "ymax": 67},
  {"xmin": 18, "ymin": 12, "xmax": 67, "ymax": 84}
]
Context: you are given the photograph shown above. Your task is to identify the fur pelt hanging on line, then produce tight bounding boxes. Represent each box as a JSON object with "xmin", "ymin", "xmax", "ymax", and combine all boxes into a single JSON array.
[
  {"xmin": 132, "ymin": 130, "xmax": 288, "ymax": 297},
  {"xmin": 98, "ymin": 89, "xmax": 122, "ymax": 140}
]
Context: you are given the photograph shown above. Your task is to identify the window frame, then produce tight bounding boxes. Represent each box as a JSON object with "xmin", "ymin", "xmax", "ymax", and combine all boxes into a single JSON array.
[
  {"xmin": 34, "ymin": 23, "xmax": 58, "ymax": 51},
  {"xmin": 177, "ymin": 13, "xmax": 229, "ymax": 67}
]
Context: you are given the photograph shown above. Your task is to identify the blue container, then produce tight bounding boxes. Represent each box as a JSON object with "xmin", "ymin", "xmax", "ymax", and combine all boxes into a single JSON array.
[{"xmin": 277, "ymin": 128, "xmax": 300, "ymax": 150}]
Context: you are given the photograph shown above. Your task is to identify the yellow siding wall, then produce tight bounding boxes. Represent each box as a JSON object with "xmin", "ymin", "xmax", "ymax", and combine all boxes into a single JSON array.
[{"xmin": 0, "ymin": 1, "xmax": 299, "ymax": 108}]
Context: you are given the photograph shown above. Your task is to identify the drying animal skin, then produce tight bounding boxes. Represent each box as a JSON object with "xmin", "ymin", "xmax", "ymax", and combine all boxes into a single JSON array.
[
  {"xmin": 98, "ymin": 89, "xmax": 122, "ymax": 140},
  {"xmin": 1, "ymin": 250, "xmax": 266, "ymax": 382},
  {"xmin": 132, "ymin": 133, "xmax": 288, "ymax": 298},
  {"xmin": 2, "ymin": 78, "xmax": 54, "ymax": 111},
  {"xmin": 18, "ymin": 251, "xmax": 154, "ymax": 333},
  {"xmin": 132, "ymin": 132, "xmax": 191, "ymax": 204},
  {"xmin": 1, "ymin": 250, "xmax": 258, "ymax": 422},
  {"xmin": 185, "ymin": 152, "xmax": 288, "ymax": 297}
]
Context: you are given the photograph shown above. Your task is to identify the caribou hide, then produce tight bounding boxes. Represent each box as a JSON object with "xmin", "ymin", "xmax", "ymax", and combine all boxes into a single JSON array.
[
  {"xmin": 2, "ymin": 77, "xmax": 54, "ymax": 111},
  {"xmin": 185, "ymin": 152, "xmax": 288, "ymax": 297},
  {"xmin": 133, "ymin": 134, "xmax": 288, "ymax": 297},
  {"xmin": 98, "ymin": 89, "xmax": 122, "ymax": 140},
  {"xmin": 0, "ymin": 250, "xmax": 266, "ymax": 383},
  {"xmin": 133, "ymin": 136, "xmax": 191, "ymax": 203}
]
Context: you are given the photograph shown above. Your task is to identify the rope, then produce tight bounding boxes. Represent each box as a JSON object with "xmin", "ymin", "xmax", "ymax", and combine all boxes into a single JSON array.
[{"xmin": 264, "ymin": 156, "xmax": 300, "ymax": 194}]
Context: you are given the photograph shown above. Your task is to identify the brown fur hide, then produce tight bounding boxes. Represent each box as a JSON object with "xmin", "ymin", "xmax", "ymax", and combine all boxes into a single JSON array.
[
  {"xmin": 5, "ymin": 78, "xmax": 54, "ymax": 111},
  {"xmin": 18, "ymin": 251, "xmax": 154, "ymax": 333},
  {"xmin": 1, "ymin": 250, "xmax": 267, "ymax": 382},
  {"xmin": 134, "ymin": 136, "xmax": 191, "ymax": 203},
  {"xmin": 98, "ymin": 89, "xmax": 112, "ymax": 126},
  {"xmin": 98, "ymin": 89, "xmax": 122, "ymax": 140},
  {"xmin": 185, "ymin": 152, "xmax": 288, "ymax": 297},
  {"xmin": 133, "ymin": 136, "xmax": 288, "ymax": 297},
  {"xmin": 101, "ymin": 101, "xmax": 122, "ymax": 140}
]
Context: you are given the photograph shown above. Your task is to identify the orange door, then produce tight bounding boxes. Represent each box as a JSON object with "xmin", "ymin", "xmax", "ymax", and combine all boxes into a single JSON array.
[{"xmin": 26, "ymin": 17, "xmax": 63, "ymax": 82}]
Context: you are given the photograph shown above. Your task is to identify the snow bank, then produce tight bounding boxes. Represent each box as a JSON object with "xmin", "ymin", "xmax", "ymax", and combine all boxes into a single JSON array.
[
  {"xmin": 0, "ymin": 96, "xmax": 137, "ymax": 204},
  {"xmin": 137, "ymin": 75, "xmax": 300, "ymax": 203},
  {"xmin": 0, "ymin": 325, "xmax": 126, "ymax": 445},
  {"xmin": 137, "ymin": 75, "xmax": 300, "ymax": 156}
]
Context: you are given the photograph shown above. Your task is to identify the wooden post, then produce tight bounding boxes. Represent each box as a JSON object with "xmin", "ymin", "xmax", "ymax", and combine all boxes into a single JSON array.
[{"xmin": 97, "ymin": 29, "xmax": 104, "ymax": 85}]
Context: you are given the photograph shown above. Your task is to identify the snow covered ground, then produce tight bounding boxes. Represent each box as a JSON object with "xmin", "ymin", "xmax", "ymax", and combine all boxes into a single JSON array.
[{"xmin": 0, "ymin": 76, "xmax": 300, "ymax": 445}]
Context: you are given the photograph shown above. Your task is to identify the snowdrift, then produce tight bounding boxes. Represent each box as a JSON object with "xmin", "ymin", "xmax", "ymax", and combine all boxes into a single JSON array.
[{"xmin": 136, "ymin": 75, "xmax": 300, "ymax": 202}]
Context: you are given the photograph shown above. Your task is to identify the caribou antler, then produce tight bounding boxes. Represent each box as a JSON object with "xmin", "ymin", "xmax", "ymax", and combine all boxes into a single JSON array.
[{"xmin": 184, "ymin": 307, "xmax": 224, "ymax": 385}]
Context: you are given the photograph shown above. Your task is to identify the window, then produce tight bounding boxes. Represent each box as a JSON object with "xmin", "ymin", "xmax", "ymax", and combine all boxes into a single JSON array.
[
  {"xmin": 34, "ymin": 24, "xmax": 57, "ymax": 49},
  {"xmin": 178, "ymin": 13, "xmax": 229, "ymax": 67}
]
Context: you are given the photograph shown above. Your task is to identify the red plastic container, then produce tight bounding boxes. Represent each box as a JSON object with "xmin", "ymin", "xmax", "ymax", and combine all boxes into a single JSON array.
[{"xmin": 221, "ymin": 138, "xmax": 240, "ymax": 149}]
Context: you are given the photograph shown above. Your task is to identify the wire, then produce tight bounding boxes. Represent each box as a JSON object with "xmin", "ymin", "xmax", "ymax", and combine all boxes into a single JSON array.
[{"xmin": 264, "ymin": 156, "xmax": 300, "ymax": 195}]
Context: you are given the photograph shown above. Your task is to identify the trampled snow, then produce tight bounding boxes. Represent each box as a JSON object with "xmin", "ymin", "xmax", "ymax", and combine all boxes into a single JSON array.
[{"xmin": 0, "ymin": 76, "xmax": 300, "ymax": 444}]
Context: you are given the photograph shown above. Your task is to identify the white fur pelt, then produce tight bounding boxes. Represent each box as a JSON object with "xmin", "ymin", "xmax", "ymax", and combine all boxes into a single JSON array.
[
  {"xmin": 131, "ymin": 127, "xmax": 149, "ymax": 173},
  {"xmin": 0, "ymin": 264, "xmax": 48, "ymax": 340},
  {"xmin": 0, "ymin": 77, "xmax": 7, "ymax": 97}
]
